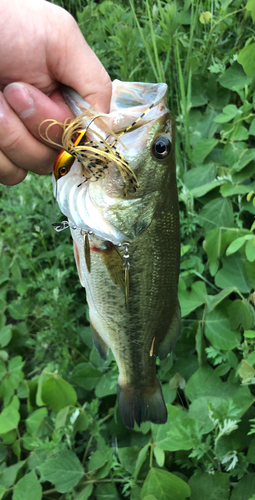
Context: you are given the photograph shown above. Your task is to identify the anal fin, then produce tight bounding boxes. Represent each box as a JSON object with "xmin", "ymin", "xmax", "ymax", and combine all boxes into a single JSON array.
[
  {"xmin": 158, "ymin": 302, "xmax": 182, "ymax": 360},
  {"xmin": 90, "ymin": 322, "xmax": 109, "ymax": 361}
]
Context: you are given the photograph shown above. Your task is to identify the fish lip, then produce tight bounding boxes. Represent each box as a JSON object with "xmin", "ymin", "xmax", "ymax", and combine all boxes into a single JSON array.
[
  {"xmin": 110, "ymin": 80, "xmax": 168, "ymax": 112},
  {"xmin": 62, "ymin": 81, "xmax": 168, "ymax": 137}
]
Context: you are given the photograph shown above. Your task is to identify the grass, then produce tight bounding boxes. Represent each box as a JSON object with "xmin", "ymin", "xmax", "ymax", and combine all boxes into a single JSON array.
[{"xmin": 1, "ymin": 1, "xmax": 255, "ymax": 499}]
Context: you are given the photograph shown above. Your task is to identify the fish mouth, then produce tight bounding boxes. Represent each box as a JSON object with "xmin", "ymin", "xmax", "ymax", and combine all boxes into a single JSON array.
[
  {"xmin": 63, "ymin": 80, "xmax": 169, "ymax": 164},
  {"xmin": 109, "ymin": 80, "xmax": 168, "ymax": 131},
  {"xmin": 63, "ymin": 80, "xmax": 168, "ymax": 138}
]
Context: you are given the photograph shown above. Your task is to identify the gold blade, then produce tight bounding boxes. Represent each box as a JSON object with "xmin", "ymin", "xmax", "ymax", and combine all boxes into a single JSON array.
[
  {"xmin": 125, "ymin": 266, "xmax": 129, "ymax": 308},
  {"xmin": 84, "ymin": 233, "xmax": 91, "ymax": 272}
]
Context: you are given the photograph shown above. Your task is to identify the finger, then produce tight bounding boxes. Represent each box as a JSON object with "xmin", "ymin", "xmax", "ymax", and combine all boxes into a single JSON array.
[
  {"xmin": 0, "ymin": 150, "xmax": 27, "ymax": 186},
  {"xmin": 0, "ymin": 90, "xmax": 60, "ymax": 174},
  {"xmin": 45, "ymin": 7, "xmax": 112, "ymax": 113},
  {"xmin": 4, "ymin": 82, "xmax": 72, "ymax": 143}
]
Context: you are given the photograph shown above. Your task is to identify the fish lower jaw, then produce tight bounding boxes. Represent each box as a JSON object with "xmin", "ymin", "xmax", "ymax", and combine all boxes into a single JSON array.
[{"xmin": 54, "ymin": 174, "xmax": 127, "ymax": 245}]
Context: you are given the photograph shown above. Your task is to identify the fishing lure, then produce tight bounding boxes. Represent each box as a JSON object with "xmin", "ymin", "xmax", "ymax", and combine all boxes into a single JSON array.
[{"xmin": 39, "ymin": 101, "xmax": 156, "ymax": 191}]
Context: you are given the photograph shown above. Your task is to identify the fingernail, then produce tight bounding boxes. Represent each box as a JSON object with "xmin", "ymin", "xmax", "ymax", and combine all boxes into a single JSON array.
[{"xmin": 4, "ymin": 83, "xmax": 35, "ymax": 118}]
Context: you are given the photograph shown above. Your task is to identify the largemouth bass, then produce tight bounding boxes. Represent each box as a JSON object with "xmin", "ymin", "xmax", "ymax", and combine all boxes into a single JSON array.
[{"xmin": 50, "ymin": 80, "xmax": 181, "ymax": 428}]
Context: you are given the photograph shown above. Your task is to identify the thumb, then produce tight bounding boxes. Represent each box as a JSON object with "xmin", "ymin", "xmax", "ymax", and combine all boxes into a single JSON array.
[{"xmin": 46, "ymin": 5, "xmax": 112, "ymax": 113}]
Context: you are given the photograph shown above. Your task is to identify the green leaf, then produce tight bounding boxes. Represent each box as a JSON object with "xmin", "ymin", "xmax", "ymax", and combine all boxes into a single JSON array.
[
  {"xmin": 152, "ymin": 405, "xmax": 203, "ymax": 451},
  {"xmin": 230, "ymin": 473, "xmax": 255, "ymax": 500},
  {"xmin": 238, "ymin": 360, "xmax": 255, "ymax": 384},
  {"xmin": 218, "ymin": 62, "xmax": 253, "ymax": 91},
  {"xmin": 231, "ymin": 150, "xmax": 255, "ymax": 172},
  {"xmin": 41, "ymin": 376, "xmax": 77, "ymax": 413},
  {"xmin": 26, "ymin": 408, "xmax": 48, "ymax": 436},
  {"xmin": 13, "ymin": 471, "xmax": 42, "ymax": 500},
  {"xmin": 0, "ymin": 461, "xmax": 25, "ymax": 488},
  {"xmin": 205, "ymin": 304, "xmax": 241, "ymax": 351},
  {"xmin": 133, "ymin": 444, "xmax": 149, "ymax": 480},
  {"xmin": 186, "ymin": 365, "xmax": 254, "ymax": 414},
  {"xmin": 191, "ymin": 139, "xmax": 218, "ymax": 164},
  {"xmin": 39, "ymin": 450, "xmax": 84, "ymax": 493},
  {"xmin": 0, "ymin": 396, "xmax": 20, "ymax": 434},
  {"xmin": 88, "ymin": 448, "xmax": 112, "ymax": 474},
  {"xmin": 95, "ymin": 482, "xmax": 120, "ymax": 499},
  {"xmin": 95, "ymin": 371, "xmax": 117, "ymax": 398},
  {"xmin": 249, "ymin": 118, "xmax": 255, "ymax": 136},
  {"xmin": 246, "ymin": 239, "xmax": 255, "ymax": 262},
  {"xmin": 35, "ymin": 367, "xmax": 53, "ymax": 406},
  {"xmin": 203, "ymin": 227, "xmax": 222, "ymax": 275},
  {"xmin": 238, "ymin": 43, "xmax": 255, "ymax": 77},
  {"xmin": 131, "ymin": 485, "xmax": 142, "ymax": 500},
  {"xmin": 0, "ymin": 362, "xmax": 6, "ymax": 382},
  {"xmin": 245, "ymin": 261, "xmax": 255, "ymax": 289},
  {"xmin": 188, "ymin": 397, "xmax": 215, "ymax": 433},
  {"xmin": 0, "ymin": 325, "xmax": 12, "ymax": 348},
  {"xmin": 191, "ymin": 76, "xmax": 208, "ymax": 107},
  {"xmin": 189, "ymin": 471, "xmax": 229, "ymax": 500},
  {"xmin": 183, "ymin": 164, "xmax": 216, "ymax": 191},
  {"xmin": 214, "ymin": 104, "xmax": 239, "ymax": 123},
  {"xmin": 141, "ymin": 468, "xmax": 191, "ymax": 500},
  {"xmin": 228, "ymin": 300, "xmax": 254, "ymax": 330},
  {"xmin": 71, "ymin": 363, "xmax": 102, "ymax": 390},
  {"xmin": 220, "ymin": 183, "xmax": 255, "ymax": 197},
  {"xmin": 0, "ymin": 485, "xmax": 5, "ymax": 500},
  {"xmin": 179, "ymin": 280, "xmax": 207, "ymax": 317},
  {"xmin": 118, "ymin": 447, "xmax": 140, "ymax": 475},
  {"xmin": 190, "ymin": 180, "xmax": 224, "ymax": 198},
  {"xmin": 8, "ymin": 300, "xmax": 30, "ymax": 321},
  {"xmin": 74, "ymin": 410, "xmax": 91, "ymax": 432},
  {"xmin": 247, "ymin": 0, "xmax": 255, "ymax": 21},
  {"xmin": 198, "ymin": 198, "xmax": 234, "ymax": 232},
  {"xmin": 215, "ymin": 255, "xmax": 251, "ymax": 293},
  {"xmin": 244, "ymin": 330, "xmax": 255, "ymax": 339},
  {"xmin": 207, "ymin": 287, "xmax": 239, "ymax": 312},
  {"xmin": 55, "ymin": 406, "xmax": 70, "ymax": 430},
  {"xmin": 153, "ymin": 446, "xmax": 165, "ymax": 467},
  {"xmin": 75, "ymin": 484, "xmax": 93, "ymax": 500}
]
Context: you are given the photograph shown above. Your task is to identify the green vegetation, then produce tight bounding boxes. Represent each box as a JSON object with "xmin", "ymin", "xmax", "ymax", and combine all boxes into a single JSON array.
[{"xmin": 1, "ymin": 0, "xmax": 255, "ymax": 498}]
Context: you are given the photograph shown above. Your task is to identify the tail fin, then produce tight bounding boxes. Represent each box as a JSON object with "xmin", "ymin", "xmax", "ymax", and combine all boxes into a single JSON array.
[{"xmin": 117, "ymin": 379, "xmax": 167, "ymax": 429}]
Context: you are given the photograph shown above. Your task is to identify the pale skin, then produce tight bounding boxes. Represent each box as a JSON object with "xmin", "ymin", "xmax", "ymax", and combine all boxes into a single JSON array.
[{"xmin": 0, "ymin": 0, "xmax": 112, "ymax": 186}]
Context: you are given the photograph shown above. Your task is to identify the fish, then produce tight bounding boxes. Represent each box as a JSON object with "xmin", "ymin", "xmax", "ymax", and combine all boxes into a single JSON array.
[{"xmin": 49, "ymin": 80, "xmax": 181, "ymax": 428}]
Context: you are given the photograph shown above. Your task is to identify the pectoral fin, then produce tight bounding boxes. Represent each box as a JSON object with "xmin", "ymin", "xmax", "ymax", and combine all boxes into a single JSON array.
[
  {"xmin": 100, "ymin": 243, "xmax": 124, "ymax": 288},
  {"xmin": 158, "ymin": 302, "xmax": 181, "ymax": 360},
  {"xmin": 90, "ymin": 322, "xmax": 109, "ymax": 361}
]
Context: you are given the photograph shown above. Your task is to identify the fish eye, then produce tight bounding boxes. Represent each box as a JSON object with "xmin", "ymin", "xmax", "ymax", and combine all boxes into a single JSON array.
[
  {"xmin": 152, "ymin": 136, "xmax": 171, "ymax": 160},
  {"xmin": 59, "ymin": 166, "xmax": 68, "ymax": 176}
]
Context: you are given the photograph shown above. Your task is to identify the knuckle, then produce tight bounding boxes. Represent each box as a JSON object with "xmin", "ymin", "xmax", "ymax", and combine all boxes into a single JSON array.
[
  {"xmin": 0, "ymin": 155, "xmax": 27, "ymax": 185},
  {"xmin": 0, "ymin": 128, "xmax": 23, "ymax": 155}
]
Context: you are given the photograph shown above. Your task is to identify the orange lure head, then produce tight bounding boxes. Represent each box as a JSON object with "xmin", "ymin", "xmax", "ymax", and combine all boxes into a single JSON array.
[{"xmin": 53, "ymin": 131, "xmax": 86, "ymax": 180}]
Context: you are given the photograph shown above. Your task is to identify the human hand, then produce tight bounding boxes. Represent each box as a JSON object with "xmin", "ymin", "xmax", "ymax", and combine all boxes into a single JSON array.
[{"xmin": 0, "ymin": 0, "xmax": 112, "ymax": 185}]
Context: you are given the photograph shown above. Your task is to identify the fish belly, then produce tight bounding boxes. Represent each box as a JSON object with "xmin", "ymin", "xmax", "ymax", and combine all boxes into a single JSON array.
[{"xmin": 70, "ymin": 191, "xmax": 181, "ymax": 428}]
